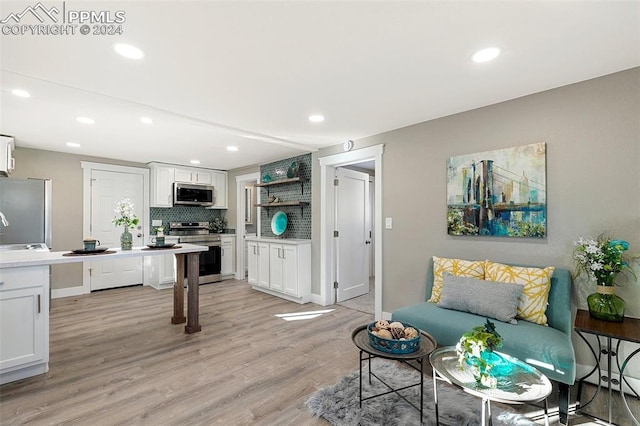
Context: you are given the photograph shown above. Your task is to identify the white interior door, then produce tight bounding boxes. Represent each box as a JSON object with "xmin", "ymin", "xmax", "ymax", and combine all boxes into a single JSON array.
[
  {"xmin": 90, "ymin": 169, "xmax": 144, "ymax": 291},
  {"xmin": 336, "ymin": 167, "xmax": 370, "ymax": 302}
]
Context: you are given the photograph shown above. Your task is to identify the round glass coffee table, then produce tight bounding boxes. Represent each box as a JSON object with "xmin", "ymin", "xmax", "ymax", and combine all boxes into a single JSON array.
[
  {"xmin": 351, "ymin": 325, "xmax": 437, "ymax": 423},
  {"xmin": 430, "ymin": 347, "xmax": 552, "ymax": 426}
]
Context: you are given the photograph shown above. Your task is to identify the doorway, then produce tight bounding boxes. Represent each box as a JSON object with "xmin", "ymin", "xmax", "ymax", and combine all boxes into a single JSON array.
[
  {"xmin": 235, "ymin": 172, "xmax": 260, "ymax": 280},
  {"xmin": 319, "ymin": 144, "xmax": 383, "ymax": 319},
  {"xmin": 336, "ymin": 163, "xmax": 375, "ymax": 313}
]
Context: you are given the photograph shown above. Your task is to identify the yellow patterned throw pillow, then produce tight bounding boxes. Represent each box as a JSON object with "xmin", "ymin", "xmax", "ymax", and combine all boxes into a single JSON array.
[
  {"xmin": 429, "ymin": 256, "xmax": 485, "ymax": 303},
  {"xmin": 484, "ymin": 261, "xmax": 555, "ymax": 325}
]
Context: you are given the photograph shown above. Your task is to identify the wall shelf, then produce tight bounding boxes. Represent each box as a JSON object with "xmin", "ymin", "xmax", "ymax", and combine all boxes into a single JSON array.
[
  {"xmin": 256, "ymin": 201, "xmax": 308, "ymax": 214},
  {"xmin": 256, "ymin": 177, "xmax": 306, "ymax": 195},
  {"xmin": 256, "ymin": 201, "xmax": 308, "ymax": 208}
]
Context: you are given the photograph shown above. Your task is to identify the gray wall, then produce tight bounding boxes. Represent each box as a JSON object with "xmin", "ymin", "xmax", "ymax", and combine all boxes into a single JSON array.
[
  {"xmin": 313, "ymin": 67, "xmax": 639, "ymax": 316},
  {"xmin": 311, "ymin": 67, "xmax": 640, "ymax": 378},
  {"xmin": 11, "ymin": 148, "xmax": 145, "ymax": 290}
]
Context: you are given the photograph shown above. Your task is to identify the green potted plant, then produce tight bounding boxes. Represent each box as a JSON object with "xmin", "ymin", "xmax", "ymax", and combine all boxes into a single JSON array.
[{"xmin": 456, "ymin": 319, "xmax": 503, "ymax": 388}]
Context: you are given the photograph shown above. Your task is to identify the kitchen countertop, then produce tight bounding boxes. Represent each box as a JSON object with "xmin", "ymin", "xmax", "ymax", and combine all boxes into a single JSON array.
[
  {"xmin": 245, "ymin": 236, "xmax": 311, "ymax": 244},
  {"xmin": 0, "ymin": 243, "xmax": 208, "ymax": 269}
]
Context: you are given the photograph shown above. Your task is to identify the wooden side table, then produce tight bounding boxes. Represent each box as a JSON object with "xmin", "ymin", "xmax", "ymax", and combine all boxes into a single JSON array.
[{"xmin": 574, "ymin": 309, "xmax": 640, "ymax": 425}]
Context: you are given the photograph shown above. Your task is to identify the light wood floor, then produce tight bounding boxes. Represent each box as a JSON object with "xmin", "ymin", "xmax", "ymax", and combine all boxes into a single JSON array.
[
  {"xmin": 1, "ymin": 280, "xmax": 637, "ymax": 425},
  {"xmin": 0, "ymin": 280, "xmax": 373, "ymax": 425}
]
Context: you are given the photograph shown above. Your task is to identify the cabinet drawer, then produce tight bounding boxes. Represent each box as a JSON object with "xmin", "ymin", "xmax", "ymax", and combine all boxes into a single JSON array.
[{"xmin": 0, "ymin": 266, "xmax": 49, "ymax": 291}]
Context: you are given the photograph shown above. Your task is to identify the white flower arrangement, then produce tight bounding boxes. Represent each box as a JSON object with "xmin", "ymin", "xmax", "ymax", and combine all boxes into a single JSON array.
[
  {"xmin": 573, "ymin": 235, "xmax": 635, "ymax": 286},
  {"xmin": 112, "ymin": 198, "xmax": 139, "ymax": 229}
]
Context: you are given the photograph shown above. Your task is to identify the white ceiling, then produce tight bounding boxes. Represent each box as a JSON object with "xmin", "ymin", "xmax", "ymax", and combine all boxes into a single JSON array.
[{"xmin": 1, "ymin": 1, "xmax": 638, "ymax": 170}]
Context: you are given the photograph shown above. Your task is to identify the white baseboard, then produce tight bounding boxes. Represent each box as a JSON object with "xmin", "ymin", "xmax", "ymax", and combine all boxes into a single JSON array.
[
  {"xmin": 51, "ymin": 286, "xmax": 86, "ymax": 299},
  {"xmin": 310, "ymin": 293, "xmax": 324, "ymax": 305},
  {"xmin": 576, "ymin": 362, "xmax": 640, "ymax": 395}
]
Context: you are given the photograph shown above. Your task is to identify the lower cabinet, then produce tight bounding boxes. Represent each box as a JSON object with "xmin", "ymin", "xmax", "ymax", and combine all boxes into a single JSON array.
[
  {"xmin": 221, "ymin": 236, "xmax": 235, "ymax": 277},
  {"xmin": 247, "ymin": 238, "xmax": 311, "ymax": 303},
  {"xmin": 143, "ymin": 237, "xmax": 179, "ymax": 289},
  {"xmin": 0, "ymin": 265, "xmax": 50, "ymax": 385}
]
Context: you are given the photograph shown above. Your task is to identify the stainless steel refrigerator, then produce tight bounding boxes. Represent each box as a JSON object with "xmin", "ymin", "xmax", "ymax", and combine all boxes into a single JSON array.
[{"xmin": 0, "ymin": 178, "xmax": 52, "ymax": 247}]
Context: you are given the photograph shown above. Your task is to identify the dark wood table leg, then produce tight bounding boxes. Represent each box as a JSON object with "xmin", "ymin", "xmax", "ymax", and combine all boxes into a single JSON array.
[
  {"xmin": 185, "ymin": 252, "xmax": 201, "ymax": 334},
  {"xmin": 171, "ymin": 253, "xmax": 186, "ymax": 324}
]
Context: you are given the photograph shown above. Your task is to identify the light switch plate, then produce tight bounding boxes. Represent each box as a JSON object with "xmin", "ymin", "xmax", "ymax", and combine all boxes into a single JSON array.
[{"xmin": 385, "ymin": 217, "xmax": 392, "ymax": 229}]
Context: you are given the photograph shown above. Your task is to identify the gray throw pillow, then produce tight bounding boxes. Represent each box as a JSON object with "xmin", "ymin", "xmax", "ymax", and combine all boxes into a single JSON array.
[{"xmin": 438, "ymin": 273, "xmax": 523, "ymax": 324}]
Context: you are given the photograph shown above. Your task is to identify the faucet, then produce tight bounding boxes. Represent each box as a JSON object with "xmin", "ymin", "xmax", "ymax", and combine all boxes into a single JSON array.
[{"xmin": 0, "ymin": 211, "xmax": 9, "ymax": 227}]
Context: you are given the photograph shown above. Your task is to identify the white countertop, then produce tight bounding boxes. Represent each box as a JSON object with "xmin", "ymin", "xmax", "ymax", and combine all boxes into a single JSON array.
[
  {"xmin": 0, "ymin": 243, "xmax": 208, "ymax": 269},
  {"xmin": 245, "ymin": 236, "xmax": 311, "ymax": 244}
]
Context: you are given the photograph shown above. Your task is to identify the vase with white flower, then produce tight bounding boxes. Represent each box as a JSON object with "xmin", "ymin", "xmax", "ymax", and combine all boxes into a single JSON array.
[
  {"xmin": 112, "ymin": 198, "xmax": 139, "ymax": 250},
  {"xmin": 573, "ymin": 234, "xmax": 637, "ymax": 322}
]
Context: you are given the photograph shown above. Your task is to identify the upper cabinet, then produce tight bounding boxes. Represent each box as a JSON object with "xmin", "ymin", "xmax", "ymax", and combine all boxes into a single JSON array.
[
  {"xmin": 148, "ymin": 162, "xmax": 228, "ymax": 209},
  {"xmin": 174, "ymin": 167, "xmax": 212, "ymax": 185},
  {"xmin": 149, "ymin": 163, "xmax": 175, "ymax": 208},
  {"xmin": 211, "ymin": 171, "xmax": 227, "ymax": 209},
  {"xmin": 0, "ymin": 136, "xmax": 15, "ymax": 177}
]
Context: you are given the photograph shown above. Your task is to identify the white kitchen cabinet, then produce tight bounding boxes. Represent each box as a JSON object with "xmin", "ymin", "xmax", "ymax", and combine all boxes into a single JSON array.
[
  {"xmin": 174, "ymin": 167, "xmax": 212, "ymax": 185},
  {"xmin": 246, "ymin": 238, "xmax": 310, "ymax": 303},
  {"xmin": 269, "ymin": 245, "xmax": 284, "ymax": 291},
  {"xmin": 220, "ymin": 236, "xmax": 235, "ymax": 277},
  {"xmin": 0, "ymin": 136, "xmax": 15, "ymax": 176},
  {"xmin": 0, "ymin": 265, "xmax": 49, "ymax": 385},
  {"xmin": 247, "ymin": 241, "xmax": 259, "ymax": 285},
  {"xmin": 148, "ymin": 163, "xmax": 175, "ymax": 207},
  {"xmin": 148, "ymin": 162, "xmax": 227, "ymax": 209},
  {"xmin": 248, "ymin": 240, "xmax": 270, "ymax": 288},
  {"xmin": 143, "ymin": 237, "xmax": 179, "ymax": 290},
  {"xmin": 211, "ymin": 171, "xmax": 228, "ymax": 209},
  {"xmin": 257, "ymin": 241, "xmax": 270, "ymax": 288}
]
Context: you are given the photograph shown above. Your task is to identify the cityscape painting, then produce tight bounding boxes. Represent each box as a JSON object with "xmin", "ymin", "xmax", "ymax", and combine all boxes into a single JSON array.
[{"xmin": 446, "ymin": 142, "xmax": 547, "ymax": 238}]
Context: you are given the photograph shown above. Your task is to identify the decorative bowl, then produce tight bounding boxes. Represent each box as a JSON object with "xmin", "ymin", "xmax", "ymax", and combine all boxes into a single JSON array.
[
  {"xmin": 271, "ymin": 211, "xmax": 288, "ymax": 236},
  {"xmin": 367, "ymin": 321, "xmax": 420, "ymax": 354}
]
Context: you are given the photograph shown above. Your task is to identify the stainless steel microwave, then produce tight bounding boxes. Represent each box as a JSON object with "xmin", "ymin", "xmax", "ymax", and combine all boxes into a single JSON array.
[{"xmin": 173, "ymin": 182, "xmax": 215, "ymax": 206}]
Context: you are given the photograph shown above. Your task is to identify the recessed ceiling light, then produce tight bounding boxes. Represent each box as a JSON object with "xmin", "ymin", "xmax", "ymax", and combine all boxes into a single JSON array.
[
  {"xmin": 309, "ymin": 114, "xmax": 325, "ymax": 123},
  {"xmin": 76, "ymin": 116, "xmax": 95, "ymax": 125},
  {"xmin": 140, "ymin": 116, "xmax": 153, "ymax": 124},
  {"xmin": 114, "ymin": 43, "xmax": 144, "ymax": 60},
  {"xmin": 66, "ymin": 142, "xmax": 81, "ymax": 148},
  {"xmin": 227, "ymin": 146, "xmax": 239, "ymax": 152},
  {"xmin": 11, "ymin": 89, "xmax": 31, "ymax": 98},
  {"xmin": 472, "ymin": 47, "xmax": 501, "ymax": 63},
  {"xmin": 190, "ymin": 160, "xmax": 201, "ymax": 165}
]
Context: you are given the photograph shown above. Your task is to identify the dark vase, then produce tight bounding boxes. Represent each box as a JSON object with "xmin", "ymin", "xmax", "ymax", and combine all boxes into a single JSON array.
[
  {"xmin": 120, "ymin": 227, "xmax": 133, "ymax": 250},
  {"xmin": 587, "ymin": 285, "xmax": 625, "ymax": 322}
]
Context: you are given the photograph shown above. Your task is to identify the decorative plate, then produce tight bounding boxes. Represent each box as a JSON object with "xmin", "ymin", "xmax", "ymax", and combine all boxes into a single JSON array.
[
  {"xmin": 145, "ymin": 243, "xmax": 177, "ymax": 249},
  {"xmin": 271, "ymin": 211, "xmax": 288, "ymax": 236},
  {"xmin": 72, "ymin": 247, "xmax": 109, "ymax": 254}
]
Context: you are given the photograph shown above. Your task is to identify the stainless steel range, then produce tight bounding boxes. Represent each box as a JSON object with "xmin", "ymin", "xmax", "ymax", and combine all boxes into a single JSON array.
[{"xmin": 169, "ymin": 222, "xmax": 221, "ymax": 285}]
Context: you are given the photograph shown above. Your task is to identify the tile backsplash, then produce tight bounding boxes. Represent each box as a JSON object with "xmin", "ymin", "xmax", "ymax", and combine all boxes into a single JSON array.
[
  {"xmin": 259, "ymin": 153, "xmax": 311, "ymax": 239},
  {"xmin": 150, "ymin": 206, "xmax": 224, "ymax": 234}
]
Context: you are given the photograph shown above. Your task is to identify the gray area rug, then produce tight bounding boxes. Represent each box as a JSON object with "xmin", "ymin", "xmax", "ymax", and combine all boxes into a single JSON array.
[{"xmin": 307, "ymin": 358, "xmax": 538, "ymax": 426}]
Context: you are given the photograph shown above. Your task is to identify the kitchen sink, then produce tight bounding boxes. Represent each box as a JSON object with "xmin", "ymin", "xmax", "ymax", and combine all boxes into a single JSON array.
[{"xmin": 0, "ymin": 243, "xmax": 49, "ymax": 251}]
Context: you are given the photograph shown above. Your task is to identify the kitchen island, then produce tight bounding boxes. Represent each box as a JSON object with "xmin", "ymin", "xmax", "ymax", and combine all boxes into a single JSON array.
[{"xmin": 0, "ymin": 244, "xmax": 207, "ymax": 384}]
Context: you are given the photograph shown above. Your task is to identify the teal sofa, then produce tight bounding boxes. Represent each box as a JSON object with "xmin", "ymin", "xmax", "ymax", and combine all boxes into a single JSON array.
[{"xmin": 391, "ymin": 259, "xmax": 575, "ymax": 424}]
